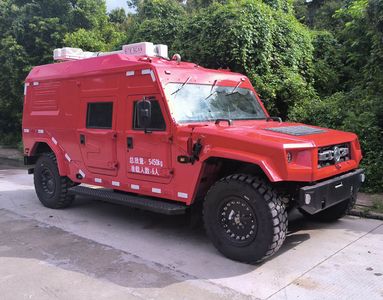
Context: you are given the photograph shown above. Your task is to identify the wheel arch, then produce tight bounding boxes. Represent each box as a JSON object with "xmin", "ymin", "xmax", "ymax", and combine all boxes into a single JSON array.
[
  {"xmin": 192, "ymin": 156, "xmax": 277, "ymax": 204},
  {"xmin": 200, "ymin": 149, "xmax": 282, "ymax": 181},
  {"xmin": 28, "ymin": 140, "xmax": 68, "ymax": 176}
]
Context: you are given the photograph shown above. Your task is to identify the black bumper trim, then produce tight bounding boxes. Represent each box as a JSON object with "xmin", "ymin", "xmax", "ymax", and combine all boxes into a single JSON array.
[{"xmin": 298, "ymin": 169, "xmax": 364, "ymax": 214}]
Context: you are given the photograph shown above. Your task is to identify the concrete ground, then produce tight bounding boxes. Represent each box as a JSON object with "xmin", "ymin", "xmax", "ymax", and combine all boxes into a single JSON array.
[{"xmin": 0, "ymin": 168, "xmax": 382, "ymax": 300}]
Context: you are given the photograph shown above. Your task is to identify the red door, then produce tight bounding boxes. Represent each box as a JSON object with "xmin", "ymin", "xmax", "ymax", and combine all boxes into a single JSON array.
[
  {"xmin": 124, "ymin": 94, "xmax": 173, "ymax": 184},
  {"xmin": 78, "ymin": 98, "xmax": 118, "ymax": 177}
]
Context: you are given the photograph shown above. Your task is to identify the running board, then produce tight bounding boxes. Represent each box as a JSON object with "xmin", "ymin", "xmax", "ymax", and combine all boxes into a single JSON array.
[{"xmin": 69, "ymin": 185, "xmax": 187, "ymax": 215}]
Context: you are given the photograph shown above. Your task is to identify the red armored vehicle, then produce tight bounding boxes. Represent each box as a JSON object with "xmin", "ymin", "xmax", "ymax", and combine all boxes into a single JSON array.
[{"xmin": 22, "ymin": 42, "xmax": 365, "ymax": 263}]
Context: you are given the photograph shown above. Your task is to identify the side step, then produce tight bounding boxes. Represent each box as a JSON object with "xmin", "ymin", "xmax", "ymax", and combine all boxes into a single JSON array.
[{"xmin": 69, "ymin": 185, "xmax": 187, "ymax": 215}]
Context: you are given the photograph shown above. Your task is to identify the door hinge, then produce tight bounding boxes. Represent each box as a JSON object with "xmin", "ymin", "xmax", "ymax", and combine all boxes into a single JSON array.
[
  {"xmin": 80, "ymin": 134, "xmax": 86, "ymax": 145},
  {"xmin": 127, "ymin": 137, "xmax": 133, "ymax": 149}
]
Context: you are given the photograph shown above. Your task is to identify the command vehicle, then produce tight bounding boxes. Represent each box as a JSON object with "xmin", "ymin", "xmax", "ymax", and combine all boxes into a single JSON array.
[{"xmin": 22, "ymin": 42, "xmax": 365, "ymax": 263}]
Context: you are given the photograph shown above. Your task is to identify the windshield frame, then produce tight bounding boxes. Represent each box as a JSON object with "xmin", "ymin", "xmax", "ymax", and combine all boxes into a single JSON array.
[{"xmin": 164, "ymin": 82, "xmax": 268, "ymax": 124}]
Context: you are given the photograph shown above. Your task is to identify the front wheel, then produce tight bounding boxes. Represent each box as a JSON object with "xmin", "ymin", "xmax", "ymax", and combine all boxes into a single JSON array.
[
  {"xmin": 34, "ymin": 152, "xmax": 74, "ymax": 209},
  {"xmin": 203, "ymin": 174, "xmax": 288, "ymax": 263}
]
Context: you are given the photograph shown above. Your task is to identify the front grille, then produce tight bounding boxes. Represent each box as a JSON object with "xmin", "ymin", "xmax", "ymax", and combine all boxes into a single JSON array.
[{"xmin": 318, "ymin": 143, "xmax": 351, "ymax": 168}]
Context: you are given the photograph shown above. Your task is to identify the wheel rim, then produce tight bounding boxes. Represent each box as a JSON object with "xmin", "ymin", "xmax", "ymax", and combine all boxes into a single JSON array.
[
  {"xmin": 219, "ymin": 197, "xmax": 257, "ymax": 246},
  {"xmin": 40, "ymin": 166, "xmax": 55, "ymax": 195}
]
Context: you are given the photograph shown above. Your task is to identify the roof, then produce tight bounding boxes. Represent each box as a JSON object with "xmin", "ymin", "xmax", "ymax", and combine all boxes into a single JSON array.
[{"xmin": 26, "ymin": 54, "xmax": 250, "ymax": 88}]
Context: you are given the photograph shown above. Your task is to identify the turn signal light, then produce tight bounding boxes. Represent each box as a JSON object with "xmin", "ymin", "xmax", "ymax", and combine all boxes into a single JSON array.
[
  {"xmin": 177, "ymin": 156, "xmax": 191, "ymax": 164},
  {"xmin": 305, "ymin": 194, "xmax": 311, "ymax": 205},
  {"xmin": 287, "ymin": 152, "xmax": 292, "ymax": 163}
]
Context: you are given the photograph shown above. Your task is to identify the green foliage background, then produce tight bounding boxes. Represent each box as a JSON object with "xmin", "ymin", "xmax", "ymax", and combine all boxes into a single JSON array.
[{"xmin": 0, "ymin": 0, "xmax": 381, "ymax": 191}]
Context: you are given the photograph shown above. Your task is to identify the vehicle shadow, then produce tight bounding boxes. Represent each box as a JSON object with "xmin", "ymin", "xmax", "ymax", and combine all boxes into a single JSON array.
[{"xmin": 0, "ymin": 188, "xmax": 381, "ymax": 292}]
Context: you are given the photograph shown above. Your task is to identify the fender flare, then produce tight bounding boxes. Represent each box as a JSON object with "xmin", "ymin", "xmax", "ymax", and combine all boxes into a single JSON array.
[
  {"xmin": 30, "ymin": 139, "xmax": 69, "ymax": 176},
  {"xmin": 200, "ymin": 148, "xmax": 283, "ymax": 182}
]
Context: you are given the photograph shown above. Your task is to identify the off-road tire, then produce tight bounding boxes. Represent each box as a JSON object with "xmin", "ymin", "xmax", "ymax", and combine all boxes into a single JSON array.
[
  {"xmin": 34, "ymin": 152, "xmax": 74, "ymax": 209},
  {"xmin": 203, "ymin": 174, "xmax": 287, "ymax": 263},
  {"xmin": 299, "ymin": 196, "xmax": 356, "ymax": 222}
]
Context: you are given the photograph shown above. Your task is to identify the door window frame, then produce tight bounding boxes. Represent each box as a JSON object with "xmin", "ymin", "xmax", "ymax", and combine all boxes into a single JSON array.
[{"xmin": 84, "ymin": 100, "xmax": 116, "ymax": 130}]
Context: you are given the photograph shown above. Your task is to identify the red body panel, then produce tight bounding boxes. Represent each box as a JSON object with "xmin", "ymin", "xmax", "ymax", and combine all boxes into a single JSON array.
[{"xmin": 22, "ymin": 54, "xmax": 362, "ymax": 205}]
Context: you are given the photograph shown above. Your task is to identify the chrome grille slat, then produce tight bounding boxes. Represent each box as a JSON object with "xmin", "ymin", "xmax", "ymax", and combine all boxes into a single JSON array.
[
  {"xmin": 318, "ymin": 147, "xmax": 349, "ymax": 161},
  {"xmin": 318, "ymin": 143, "xmax": 351, "ymax": 168}
]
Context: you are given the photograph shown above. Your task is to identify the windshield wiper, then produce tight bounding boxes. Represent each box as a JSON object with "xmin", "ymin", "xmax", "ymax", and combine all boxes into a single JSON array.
[
  {"xmin": 225, "ymin": 90, "xmax": 241, "ymax": 97},
  {"xmin": 204, "ymin": 79, "xmax": 218, "ymax": 100},
  {"xmin": 225, "ymin": 78, "xmax": 245, "ymax": 96},
  {"xmin": 171, "ymin": 76, "xmax": 191, "ymax": 95}
]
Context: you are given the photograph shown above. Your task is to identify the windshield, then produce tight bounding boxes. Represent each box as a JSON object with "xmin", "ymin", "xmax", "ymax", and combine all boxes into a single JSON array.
[{"xmin": 165, "ymin": 83, "xmax": 266, "ymax": 123}]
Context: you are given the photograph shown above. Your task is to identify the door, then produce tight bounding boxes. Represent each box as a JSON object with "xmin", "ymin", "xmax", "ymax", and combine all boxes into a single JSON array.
[
  {"xmin": 78, "ymin": 99, "xmax": 118, "ymax": 176},
  {"xmin": 124, "ymin": 94, "xmax": 173, "ymax": 184}
]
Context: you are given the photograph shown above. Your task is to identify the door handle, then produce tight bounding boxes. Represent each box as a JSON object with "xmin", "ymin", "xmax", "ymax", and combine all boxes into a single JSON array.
[
  {"xmin": 127, "ymin": 137, "xmax": 133, "ymax": 149},
  {"xmin": 80, "ymin": 134, "xmax": 86, "ymax": 145}
]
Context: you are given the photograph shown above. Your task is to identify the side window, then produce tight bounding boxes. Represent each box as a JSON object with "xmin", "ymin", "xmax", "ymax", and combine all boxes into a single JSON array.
[
  {"xmin": 86, "ymin": 102, "xmax": 113, "ymax": 129},
  {"xmin": 133, "ymin": 99, "xmax": 166, "ymax": 131}
]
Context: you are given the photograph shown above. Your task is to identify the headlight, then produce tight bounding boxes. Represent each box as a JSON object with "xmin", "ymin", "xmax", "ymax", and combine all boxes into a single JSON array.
[{"xmin": 285, "ymin": 150, "xmax": 312, "ymax": 167}]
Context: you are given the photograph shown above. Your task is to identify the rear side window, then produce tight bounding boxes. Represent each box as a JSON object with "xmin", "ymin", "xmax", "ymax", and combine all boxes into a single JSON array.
[
  {"xmin": 86, "ymin": 102, "xmax": 113, "ymax": 129},
  {"xmin": 133, "ymin": 100, "xmax": 166, "ymax": 131}
]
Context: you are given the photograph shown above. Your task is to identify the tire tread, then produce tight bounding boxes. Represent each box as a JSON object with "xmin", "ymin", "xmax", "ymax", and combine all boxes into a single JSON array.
[
  {"xmin": 35, "ymin": 152, "xmax": 73, "ymax": 209},
  {"xmin": 203, "ymin": 174, "xmax": 288, "ymax": 263}
]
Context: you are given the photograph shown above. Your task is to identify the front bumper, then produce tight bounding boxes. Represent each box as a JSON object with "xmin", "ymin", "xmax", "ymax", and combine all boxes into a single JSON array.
[{"xmin": 298, "ymin": 169, "xmax": 364, "ymax": 214}]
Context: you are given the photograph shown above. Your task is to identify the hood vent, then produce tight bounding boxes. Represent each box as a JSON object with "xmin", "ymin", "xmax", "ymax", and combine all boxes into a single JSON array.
[{"xmin": 264, "ymin": 125, "xmax": 326, "ymax": 136}]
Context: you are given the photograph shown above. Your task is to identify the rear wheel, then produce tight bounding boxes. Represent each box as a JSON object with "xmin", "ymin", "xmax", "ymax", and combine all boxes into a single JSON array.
[
  {"xmin": 203, "ymin": 174, "xmax": 287, "ymax": 263},
  {"xmin": 299, "ymin": 196, "xmax": 356, "ymax": 222},
  {"xmin": 34, "ymin": 152, "xmax": 74, "ymax": 209}
]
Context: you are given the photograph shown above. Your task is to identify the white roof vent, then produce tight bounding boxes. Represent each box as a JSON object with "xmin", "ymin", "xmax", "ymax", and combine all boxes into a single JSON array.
[
  {"xmin": 53, "ymin": 42, "xmax": 169, "ymax": 61},
  {"xmin": 53, "ymin": 47, "xmax": 96, "ymax": 61},
  {"xmin": 154, "ymin": 44, "xmax": 168, "ymax": 58}
]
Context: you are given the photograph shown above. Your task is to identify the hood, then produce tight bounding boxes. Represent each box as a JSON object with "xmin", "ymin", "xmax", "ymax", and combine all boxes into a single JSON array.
[
  {"xmin": 175, "ymin": 119, "xmax": 361, "ymax": 183},
  {"xmin": 188, "ymin": 120, "xmax": 357, "ymax": 149}
]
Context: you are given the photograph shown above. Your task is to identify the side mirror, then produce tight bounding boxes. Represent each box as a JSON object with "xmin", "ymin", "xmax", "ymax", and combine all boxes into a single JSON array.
[{"xmin": 137, "ymin": 99, "xmax": 152, "ymax": 132}]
